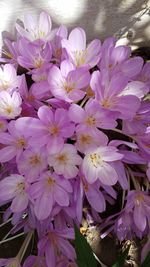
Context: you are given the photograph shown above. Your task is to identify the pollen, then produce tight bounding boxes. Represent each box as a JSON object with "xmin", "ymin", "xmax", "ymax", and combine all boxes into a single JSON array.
[
  {"xmin": 135, "ymin": 193, "xmax": 144, "ymax": 206},
  {"xmin": 29, "ymin": 155, "xmax": 41, "ymax": 165},
  {"xmin": 73, "ymin": 49, "xmax": 87, "ymax": 66},
  {"xmin": 50, "ymin": 125, "xmax": 59, "ymax": 135},
  {"xmin": 5, "ymin": 105, "xmax": 13, "ymax": 114},
  {"xmin": 90, "ymin": 153, "xmax": 103, "ymax": 168},
  {"xmin": 34, "ymin": 58, "xmax": 44, "ymax": 68},
  {"xmin": 101, "ymin": 98, "xmax": 111, "ymax": 108},
  {"xmin": 55, "ymin": 48, "xmax": 62, "ymax": 58},
  {"xmin": 46, "ymin": 176, "xmax": 55, "ymax": 186},
  {"xmin": 16, "ymin": 182, "xmax": 25, "ymax": 192},
  {"xmin": 63, "ymin": 83, "xmax": 74, "ymax": 93},
  {"xmin": 85, "ymin": 116, "xmax": 96, "ymax": 126},
  {"xmin": 80, "ymin": 134, "xmax": 92, "ymax": 144},
  {"xmin": 56, "ymin": 153, "xmax": 68, "ymax": 163},
  {"xmin": 16, "ymin": 137, "xmax": 26, "ymax": 148}
]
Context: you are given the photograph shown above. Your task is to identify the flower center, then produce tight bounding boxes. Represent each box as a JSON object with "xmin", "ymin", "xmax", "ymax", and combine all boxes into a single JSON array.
[
  {"xmin": 73, "ymin": 49, "xmax": 87, "ymax": 66},
  {"xmin": 46, "ymin": 176, "xmax": 55, "ymax": 186},
  {"xmin": 16, "ymin": 137, "xmax": 26, "ymax": 148},
  {"xmin": 29, "ymin": 155, "xmax": 41, "ymax": 165},
  {"xmin": 50, "ymin": 125, "xmax": 59, "ymax": 135},
  {"xmin": 89, "ymin": 153, "xmax": 103, "ymax": 168},
  {"xmin": 56, "ymin": 153, "xmax": 68, "ymax": 164},
  {"xmin": 85, "ymin": 116, "xmax": 96, "ymax": 126},
  {"xmin": 80, "ymin": 134, "xmax": 92, "ymax": 144},
  {"xmin": 135, "ymin": 193, "xmax": 144, "ymax": 206}
]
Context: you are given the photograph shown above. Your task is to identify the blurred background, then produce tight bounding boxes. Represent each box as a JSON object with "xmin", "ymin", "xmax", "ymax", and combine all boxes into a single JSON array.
[{"xmin": 0, "ymin": 0, "xmax": 150, "ymax": 48}]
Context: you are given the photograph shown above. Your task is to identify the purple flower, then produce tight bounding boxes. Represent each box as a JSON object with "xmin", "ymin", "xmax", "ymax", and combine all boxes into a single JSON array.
[
  {"xmin": 17, "ymin": 147, "xmax": 47, "ymax": 182},
  {"xmin": 82, "ymin": 145, "xmax": 123, "ymax": 185},
  {"xmin": 16, "ymin": 11, "xmax": 52, "ymax": 42},
  {"xmin": 125, "ymin": 191, "xmax": 150, "ymax": 232},
  {"xmin": 90, "ymin": 70, "xmax": 141, "ymax": 120},
  {"xmin": 16, "ymin": 106, "xmax": 75, "ymax": 154},
  {"xmin": 48, "ymin": 60, "xmax": 90, "ymax": 102},
  {"xmin": 23, "ymin": 255, "xmax": 46, "ymax": 267},
  {"xmin": 0, "ymin": 91, "xmax": 22, "ymax": 119},
  {"xmin": 0, "ymin": 120, "xmax": 29, "ymax": 163},
  {"xmin": 17, "ymin": 39, "xmax": 52, "ymax": 70},
  {"xmin": 48, "ymin": 144, "xmax": 82, "ymax": 179},
  {"xmin": 0, "ymin": 174, "xmax": 29, "ymax": 213},
  {"xmin": 0, "ymin": 64, "xmax": 21, "ymax": 93},
  {"xmin": 29, "ymin": 171, "xmax": 72, "ymax": 220},
  {"xmin": 38, "ymin": 226, "xmax": 76, "ymax": 267},
  {"xmin": 62, "ymin": 27, "xmax": 101, "ymax": 68},
  {"xmin": 69, "ymin": 99, "xmax": 117, "ymax": 130}
]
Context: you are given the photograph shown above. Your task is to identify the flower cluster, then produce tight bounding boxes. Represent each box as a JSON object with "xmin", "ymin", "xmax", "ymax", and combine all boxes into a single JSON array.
[{"xmin": 0, "ymin": 11, "xmax": 149, "ymax": 266}]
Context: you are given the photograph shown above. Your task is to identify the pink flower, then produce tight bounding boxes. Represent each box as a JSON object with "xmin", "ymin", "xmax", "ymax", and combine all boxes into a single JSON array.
[
  {"xmin": 48, "ymin": 60, "xmax": 90, "ymax": 102},
  {"xmin": 0, "ymin": 64, "xmax": 21, "ymax": 93},
  {"xmin": 15, "ymin": 106, "xmax": 75, "ymax": 154},
  {"xmin": 30, "ymin": 171, "xmax": 72, "ymax": 220},
  {"xmin": 0, "ymin": 91, "xmax": 22, "ymax": 119},
  {"xmin": 125, "ymin": 191, "xmax": 150, "ymax": 232},
  {"xmin": 16, "ymin": 11, "xmax": 52, "ymax": 42},
  {"xmin": 38, "ymin": 226, "xmax": 75, "ymax": 267},
  {"xmin": 69, "ymin": 99, "xmax": 117, "ymax": 130},
  {"xmin": 0, "ymin": 174, "xmax": 29, "ymax": 213},
  {"xmin": 48, "ymin": 144, "xmax": 82, "ymax": 179},
  {"xmin": 17, "ymin": 147, "xmax": 47, "ymax": 182},
  {"xmin": 82, "ymin": 145, "xmax": 123, "ymax": 185},
  {"xmin": 0, "ymin": 121, "xmax": 29, "ymax": 163},
  {"xmin": 17, "ymin": 39, "xmax": 52, "ymax": 71},
  {"xmin": 75, "ymin": 125, "xmax": 108, "ymax": 153},
  {"xmin": 90, "ymin": 70, "xmax": 141, "ymax": 120},
  {"xmin": 61, "ymin": 27, "xmax": 101, "ymax": 68}
]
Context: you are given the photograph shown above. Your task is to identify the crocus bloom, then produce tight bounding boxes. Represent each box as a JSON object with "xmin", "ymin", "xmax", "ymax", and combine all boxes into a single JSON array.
[
  {"xmin": 48, "ymin": 144, "xmax": 82, "ymax": 179},
  {"xmin": 99, "ymin": 37, "xmax": 131, "ymax": 71},
  {"xmin": 51, "ymin": 25, "xmax": 68, "ymax": 63},
  {"xmin": 81, "ymin": 177, "xmax": 106, "ymax": 212},
  {"xmin": 15, "ymin": 106, "xmax": 75, "ymax": 154},
  {"xmin": 23, "ymin": 255, "xmax": 46, "ymax": 267},
  {"xmin": 0, "ymin": 91, "xmax": 22, "ymax": 119},
  {"xmin": 29, "ymin": 171, "xmax": 72, "ymax": 220},
  {"xmin": 123, "ymin": 101, "xmax": 150, "ymax": 135},
  {"xmin": 75, "ymin": 126, "xmax": 108, "ymax": 153},
  {"xmin": 61, "ymin": 27, "xmax": 101, "ymax": 68},
  {"xmin": 16, "ymin": 11, "xmax": 52, "ymax": 42},
  {"xmin": 82, "ymin": 145, "xmax": 123, "ymax": 184},
  {"xmin": 69, "ymin": 99, "xmax": 117, "ymax": 130},
  {"xmin": 38, "ymin": 226, "xmax": 75, "ymax": 267},
  {"xmin": 125, "ymin": 191, "xmax": 150, "ymax": 232},
  {"xmin": 17, "ymin": 39, "xmax": 52, "ymax": 71},
  {"xmin": 48, "ymin": 60, "xmax": 90, "ymax": 102},
  {"xmin": 0, "ymin": 120, "xmax": 29, "ymax": 163},
  {"xmin": 0, "ymin": 64, "xmax": 21, "ymax": 93},
  {"xmin": 0, "ymin": 174, "xmax": 29, "ymax": 213},
  {"xmin": 90, "ymin": 70, "xmax": 141, "ymax": 120},
  {"xmin": 17, "ymin": 147, "xmax": 47, "ymax": 182}
]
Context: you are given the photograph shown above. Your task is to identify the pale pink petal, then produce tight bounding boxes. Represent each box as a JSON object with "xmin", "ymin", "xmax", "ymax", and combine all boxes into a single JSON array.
[
  {"xmin": 39, "ymin": 12, "xmax": 51, "ymax": 35},
  {"xmin": 54, "ymin": 186, "xmax": 69, "ymax": 206},
  {"xmin": 0, "ymin": 146, "xmax": 16, "ymax": 162},
  {"xmin": 86, "ymin": 186, "xmax": 106, "ymax": 212},
  {"xmin": 45, "ymin": 243, "xmax": 56, "ymax": 267},
  {"xmin": 34, "ymin": 193, "xmax": 53, "ymax": 220},
  {"xmin": 11, "ymin": 193, "xmax": 28, "ymax": 213},
  {"xmin": 98, "ymin": 163, "xmax": 118, "ymax": 185},
  {"xmin": 69, "ymin": 27, "xmax": 86, "ymax": 50},
  {"xmin": 68, "ymin": 104, "xmax": 85, "ymax": 123},
  {"xmin": 133, "ymin": 205, "xmax": 147, "ymax": 232}
]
